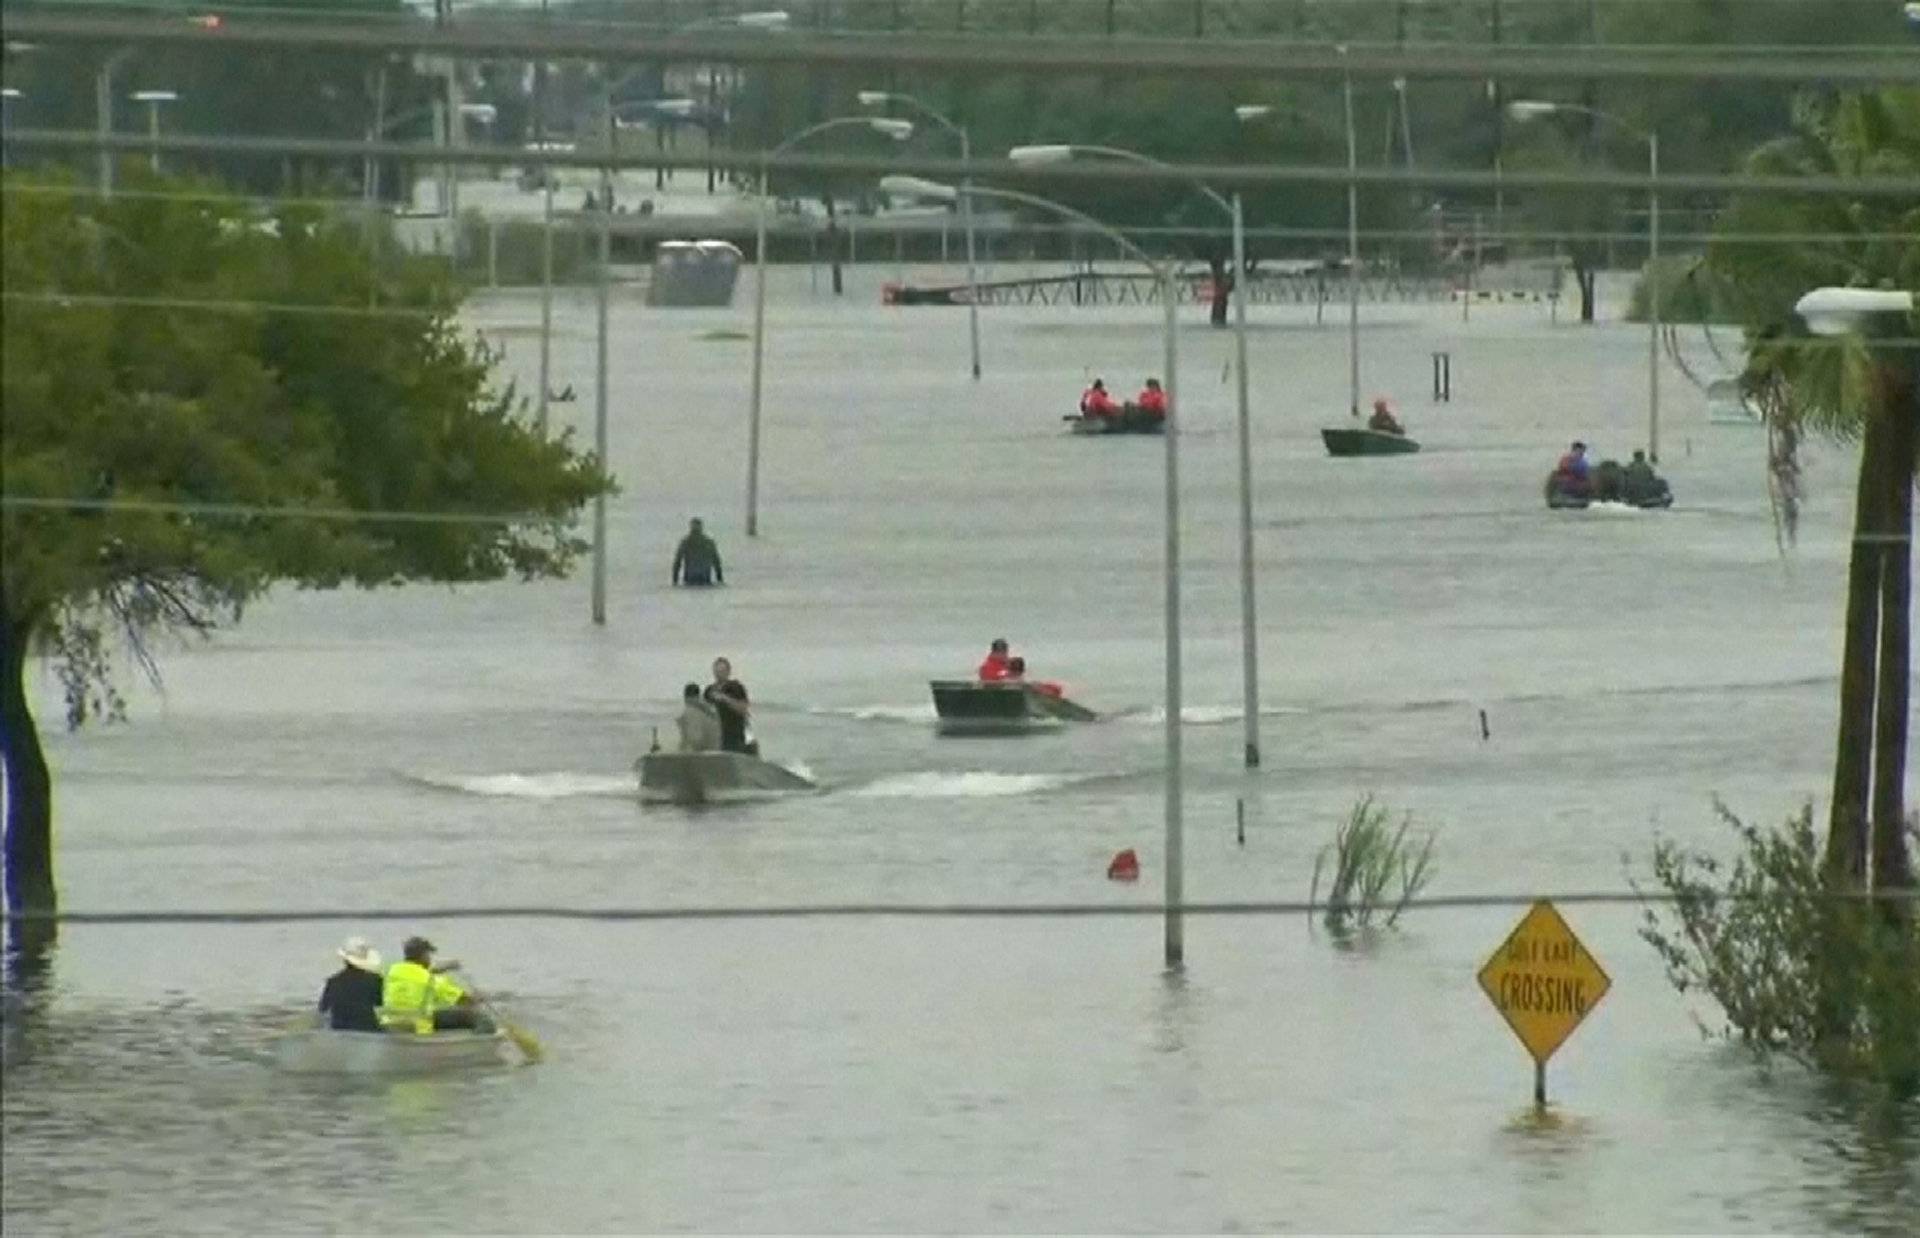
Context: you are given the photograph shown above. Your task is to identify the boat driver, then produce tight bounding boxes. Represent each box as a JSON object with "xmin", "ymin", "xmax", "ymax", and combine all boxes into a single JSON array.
[
  {"xmin": 704, "ymin": 657, "xmax": 757, "ymax": 755},
  {"xmin": 318, "ymin": 936, "xmax": 386, "ymax": 1033},
  {"xmin": 1367, "ymin": 397, "xmax": 1404, "ymax": 436},
  {"xmin": 380, "ymin": 937, "xmax": 489, "ymax": 1035}
]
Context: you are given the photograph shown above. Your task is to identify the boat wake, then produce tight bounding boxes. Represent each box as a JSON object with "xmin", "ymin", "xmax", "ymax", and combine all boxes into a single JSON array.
[
  {"xmin": 405, "ymin": 771, "xmax": 635, "ymax": 800},
  {"xmin": 806, "ymin": 703, "xmax": 939, "ymax": 724},
  {"xmin": 849, "ymin": 770, "xmax": 1108, "ymax": 799},
  {"xmin": 1112, "ymin": 704, "xmax": 1310, "ymax": 726}
]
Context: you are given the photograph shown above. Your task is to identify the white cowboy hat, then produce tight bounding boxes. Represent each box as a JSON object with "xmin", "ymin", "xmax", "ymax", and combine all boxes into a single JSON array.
[{"xmin": 337, "ymin": 936, "xmax": 383, "ymax": 972}]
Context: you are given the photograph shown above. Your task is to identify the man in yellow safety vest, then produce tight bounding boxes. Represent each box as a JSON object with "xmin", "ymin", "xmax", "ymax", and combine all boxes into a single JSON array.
[{"xmin": 380, "ymin": 936, "xmax": 489, "ymax": 1034}]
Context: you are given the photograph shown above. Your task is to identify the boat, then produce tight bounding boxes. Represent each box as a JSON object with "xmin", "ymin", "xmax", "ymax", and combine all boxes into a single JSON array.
[
  {"xmin": 1321, "ymin": 427, "xmax": 1421, "ymax": 456},
  {"xmin": 273, "ymin": 1027, "xmax": 514, "ymax": 1076},
  {"xmin": 1543, "ymin": 471, "xmax": 1674, "ymax": 510},
  {"xmin": 635, "ymin": 749, "xmax": 819, "ymax": 805},
  {"xmin": 928, "ymin": 680, "xmax": 1099, "ymax": 735},
  {"xmin": 1064, "ymin": 408, "xmax": 1165, "ymax": 436}
]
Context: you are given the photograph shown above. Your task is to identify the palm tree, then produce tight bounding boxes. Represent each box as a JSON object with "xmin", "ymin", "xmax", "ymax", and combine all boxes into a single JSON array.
[{"xmin": 1706, "ymin": 88, "xmax": 1919, "ymax": 896}]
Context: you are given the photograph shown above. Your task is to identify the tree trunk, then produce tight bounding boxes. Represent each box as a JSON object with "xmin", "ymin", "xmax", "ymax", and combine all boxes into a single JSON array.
[
  {"xmin": 1827, "ymin": 409, "xmax": 1890, "ymax": 886},
  {"xmin": 1576, "ymin": 266, "xmax": 1597, "ymax": 324},
  {"xmin": 824, "ymin": 194, "xmax": 844, "ymax": 297},
  {"xmin": 1, "ymin": 599, "xmax": 57, "ymax": 961},
  {"xmin": 1868, "ymin": 363, "xmax": 1916, "ymax": 894},
  {"xmin": 1207, "ymin": 253, "xmax": 1230, "ymax": 328}
]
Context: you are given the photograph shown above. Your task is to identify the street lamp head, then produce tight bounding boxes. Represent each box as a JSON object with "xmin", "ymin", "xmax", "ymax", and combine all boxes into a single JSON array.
[
  {"xmin": 457, "ymin": 102, "xmax": 497, "ymax": 123},
  {"xmin": 1007, "ymin": 143, "xmax": 1075, "ymax": 166},
  {"xmin": 131, "ymin": 89, "xmax": 180, "ymax": 104},
  {"xmin": 880, "ymin": 174, "xmax": 957, "ymax": 203},
  {"xmin": 1507, "ymin": 100, "xmax": 1560, "ymax": 121},
  {"xmin": 868, "ymin": 117, "xmax": 914, "ymax": 141},
  {"xmin": 1233, "ymin": 104, "xmax": 1274, "ymax": 123},
  {"xmin": 733, "ymin": 11, "xmax": 791, "ymax": 29},
  {"xmin": 0, "ymin": 88, "xmax": 22, "ymax": 101},
  {"xmin": 1793, "ymin": 287, "xmax": 1916, "ymax": 337},
  {"xmin": 649, "ymin": 97, "xmax": 699, "ymax": 118},
  {"xmin": 856, "ymin": 90, "xmax": 891, "ymax": 107}
]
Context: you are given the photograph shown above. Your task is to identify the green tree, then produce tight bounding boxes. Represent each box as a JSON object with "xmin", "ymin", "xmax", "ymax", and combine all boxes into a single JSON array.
[
  {"xmin": 1705, "ymin": 88, "xmax": 1920, "ymax": 896},
  {"xmin": 1, "ymin": 172, "xmax": 610, "ymax": 954}
]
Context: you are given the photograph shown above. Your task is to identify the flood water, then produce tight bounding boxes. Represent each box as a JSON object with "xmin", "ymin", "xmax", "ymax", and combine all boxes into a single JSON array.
[{"xmin": 4, "ymin": 264, "xmax": 1915, "ymax": 1233}]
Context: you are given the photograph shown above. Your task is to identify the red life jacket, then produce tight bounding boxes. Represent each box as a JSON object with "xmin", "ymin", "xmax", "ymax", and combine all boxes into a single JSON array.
[
  {"xmin": 1136, "ymin": 388, "xmax": 1167, "ymax": 416},
  {"xmin": 1081, "ymin": 387, "xmax": 1117, "ymax": 417},
  {"xmin": 978, "ymin": 652, "xmax": 1013, "ymax": 681}
]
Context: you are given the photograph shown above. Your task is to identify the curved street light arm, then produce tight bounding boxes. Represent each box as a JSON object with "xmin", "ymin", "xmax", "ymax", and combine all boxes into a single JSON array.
[
  {"xmin": 862, "ymin": 91, "xmax": 963, "ymax": 145},
  {"xmin": 953, "ymin": 182, "xmax": 1162, "ymax": 271},
  {"xmin": 1040, "ymin": 143, "xmax": 1235, "ymax": 223}
]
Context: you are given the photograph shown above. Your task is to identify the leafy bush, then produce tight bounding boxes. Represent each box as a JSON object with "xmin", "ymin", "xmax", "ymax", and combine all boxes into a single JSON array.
[
  {"xmin": 1309, "ymin": 796, "xmax": 1437, "ymax": 936},
  {"xmin": 1638, "ymin": 802, "xmax": 1920, "ymax": 1094}
]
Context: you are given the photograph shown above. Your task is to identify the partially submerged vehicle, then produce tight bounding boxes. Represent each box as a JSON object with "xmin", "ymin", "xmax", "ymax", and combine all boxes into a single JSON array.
[
  {"xmin": 273, "ymin": 1028, "xmax": 515, "ymax": 1076},
  {"xmin": 635, "ymin": 750, "xmax": 819, "ymax": 805},
  {"xmin": 928, "ymin": 680, "xmax": 1099, "ymax": 735}
]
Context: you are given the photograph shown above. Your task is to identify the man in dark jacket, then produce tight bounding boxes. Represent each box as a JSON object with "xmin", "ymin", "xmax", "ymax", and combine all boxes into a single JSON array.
[
  {"xmin": 672, "ymin": 518, "xmax": 724, "ymax": 587},
  {"xmin": 317, "ymin": 936, "xmax": 385, "ymax": 1032}
]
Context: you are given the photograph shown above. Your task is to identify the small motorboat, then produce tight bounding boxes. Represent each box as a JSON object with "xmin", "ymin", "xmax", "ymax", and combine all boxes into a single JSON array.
[
  {"xmin": 928, "ymin": 681, "xmax": 1099, "ymax": 735},
  {"xmin": 1321, "ymin": 427, "xmax": 1420, "ymax": 456},
  {"xmin": 635, "ymin": 749, "xmax": 819, "ymax": 805},
  {"xmin": 1064, "ymin": 407, "xmax": 1165, "ymax": 436},
  {"xmin": 273, "ymin": 1027, "xmax": 515, "ymax": 1076}
]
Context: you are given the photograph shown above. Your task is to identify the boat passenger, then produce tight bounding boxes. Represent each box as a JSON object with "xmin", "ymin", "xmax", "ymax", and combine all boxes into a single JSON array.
[
  {"xmin": 1623, "ymin": 449, "xmax": 1667, "ymax": 504},
  {"xmin": 1080, "ymin": 379, "xmax": 1119, "ymax": 419},
  {"xmin": 318, "ymin": 936, "xmax": 386, "ymax": 1033},
  {"xmin": 380, "ymin": 937, "xmax": 490, "ymax": 1035},
  {"xmin": 677, "ymin": 682, "xmax": 722, "ymax": 751},
  {"xmin": 1367, "ymin": 397, "xmax": 1404, "ymax": 436},
  {"xmin": 671, "ymin": 517, "xmax": 724, "ymax": 587},
  {"xmin": 1552, "ymin": 441, "xmax": 1593, "ymax": 496},
  {"xmin": 1134, "ymin": 378, "xmax": 1168, "ymax": 419},
  {"xmin": 978, "ymin": 638, "xmax": 1014, "ymax": 682},
  {"xmin": 704, "ymin": 657, "xmax": 758, "ymax": 755},
  {"xmin": 1005, "ymin": 656, "xmax": 1064, "ymax": 698}
]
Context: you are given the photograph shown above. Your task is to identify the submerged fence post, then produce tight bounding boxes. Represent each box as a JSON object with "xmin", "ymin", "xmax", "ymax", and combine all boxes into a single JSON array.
[{"xmin": 1432, "ymin": 351, "xmax": 1451, "ymax": 402}]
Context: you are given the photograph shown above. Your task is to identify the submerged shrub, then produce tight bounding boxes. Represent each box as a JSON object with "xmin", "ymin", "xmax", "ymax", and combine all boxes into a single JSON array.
[
  {"xmin": 1637, "ymin": 802, "xmax": 1920, "ymax": 1095},
  {"xmin": 1309, "ymin": 796, "xmax": 1437, "ymax": 936}
]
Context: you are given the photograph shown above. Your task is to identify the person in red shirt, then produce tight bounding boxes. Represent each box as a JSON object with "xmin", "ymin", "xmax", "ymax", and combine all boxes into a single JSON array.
[
  {"xmin": 1080, "ymin": 379, "xmax": 1119, "ymax": 418},
  {"xmin": 1134, "ymin": 377, "xmax": 1167, "ymax": 418},
  {"xmin": 977, "ymin": 638, "xmax": 1013, "ymax": 681},
  {"xmin": 1005, "ymin": 657, "xmax": 1064, "ymax": 698}
]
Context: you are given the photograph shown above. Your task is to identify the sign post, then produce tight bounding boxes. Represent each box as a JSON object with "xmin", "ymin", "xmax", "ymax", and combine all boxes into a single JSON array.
[{"xmin": 1476, "ymin": 900, "xmax": 1611, "ymax": 1106}]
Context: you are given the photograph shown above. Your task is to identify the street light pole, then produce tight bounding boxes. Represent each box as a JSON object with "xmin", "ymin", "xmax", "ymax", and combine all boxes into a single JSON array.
[
  {"xmin": 745, "ymin": 115, "xmax": 912, "ymax": 537},
  {"xmin": 1230, "ymin": 192, "xmax": 1259, "ymax": 769},
  {"xmin": 1160, "ymin": 259, "xmax": 1184, "ymax": 966},
  {"xmin": 858, "ymin": 91, "xmax": 982, "ymax": 380},
  {"xmin": 1008, "ymin": 141, "xmax": 1255, "ymax": 769},
  {"xmin": 1343, "ymin": 59, "xmax": 1361, "ymax": 417},
  {"xmin": 1647, "ymin": 130, "xmax": 1661, "ymax": 462},
  {"xmin": 1509, "ymin": 100, "xmax": 1662, "ymax": 459}
]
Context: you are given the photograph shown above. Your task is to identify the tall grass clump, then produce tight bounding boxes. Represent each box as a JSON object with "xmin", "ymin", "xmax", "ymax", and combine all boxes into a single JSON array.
[
  {"xmin": 1637, "ymin": 802, "xmax": 1920, "ymax": 1096},
  {"xmin": 1309, "ymin": 796, "xmax": 1437, "ymax": 936}
]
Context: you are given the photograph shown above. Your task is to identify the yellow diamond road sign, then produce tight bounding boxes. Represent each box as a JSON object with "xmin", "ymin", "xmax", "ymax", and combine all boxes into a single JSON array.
[{"xmin": 1477, "ymin": 900, "xmax": 1611, "ymax": 1065}]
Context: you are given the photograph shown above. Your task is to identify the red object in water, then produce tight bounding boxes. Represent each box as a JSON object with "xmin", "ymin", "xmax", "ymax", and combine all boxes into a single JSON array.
[{"xmin": 1107, "ymin": 849, "xmax": 1140, "ymax": 882}]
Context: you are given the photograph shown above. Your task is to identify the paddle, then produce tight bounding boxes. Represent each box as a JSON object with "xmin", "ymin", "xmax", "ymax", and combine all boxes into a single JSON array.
[{"xmin": 449, "ymin": 970, "xmax": 543, "ymax": 1063}]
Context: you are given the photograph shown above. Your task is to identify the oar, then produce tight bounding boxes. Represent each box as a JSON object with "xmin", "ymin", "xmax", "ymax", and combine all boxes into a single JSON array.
[{"xmin": 452, "ymin": 972, "xmax": 544, "ymax": 1063}]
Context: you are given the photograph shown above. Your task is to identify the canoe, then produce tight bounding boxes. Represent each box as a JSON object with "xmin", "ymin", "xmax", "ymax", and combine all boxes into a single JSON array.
[
  {"xmin": 635, "ymin": 749, "xmax": 819, "ymax": 805},
  {"xmin": 273, "ymin": 1028, "xmax": 514, "ymax": 1076},
  {"xmin": 1321, "ymin": 427, "xmax": 1420, "ymax": 456},
  {"xmin": 1065, "ymin": 409, "xmax": 1165, "ymax": 436},
  {"xmin": 928, "ymin": 680, "xmax": 1099, "ymax": 735}
]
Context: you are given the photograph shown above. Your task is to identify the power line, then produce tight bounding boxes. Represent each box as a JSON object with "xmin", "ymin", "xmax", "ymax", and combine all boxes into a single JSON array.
[{"xmin": 10, "ymin": 887, "xmax": 1917, "ymax": 925}]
